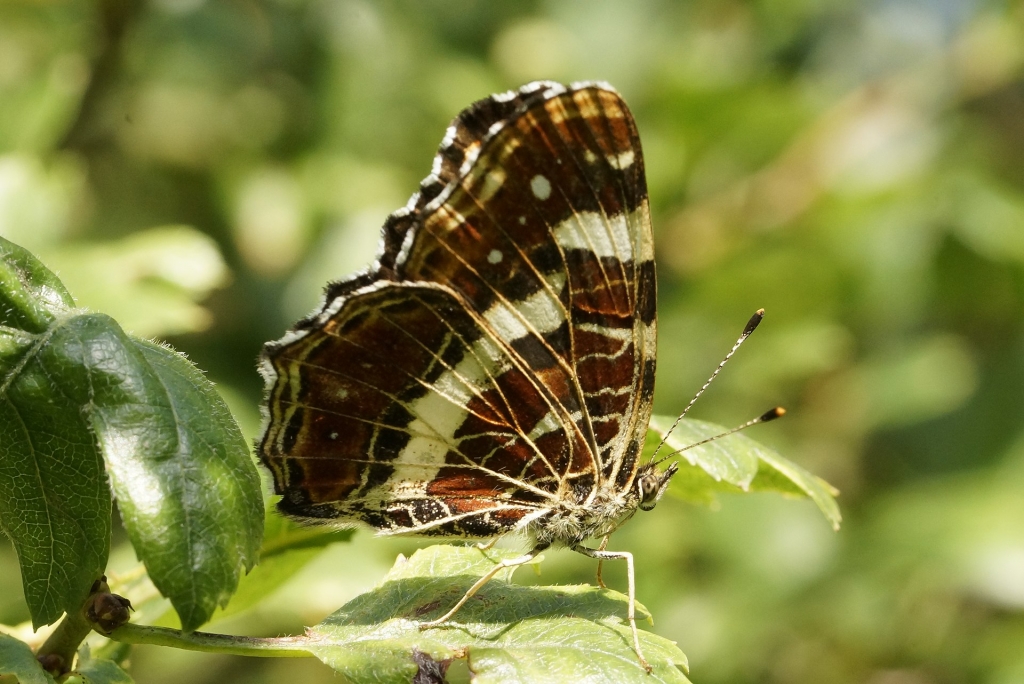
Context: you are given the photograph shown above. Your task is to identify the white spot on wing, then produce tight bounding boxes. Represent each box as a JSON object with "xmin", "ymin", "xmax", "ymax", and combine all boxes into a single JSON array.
[
  {"xmin": 608, "ymin": 150, "xmax": 635, "ymax": 169},
  {"xmin": 395, "ymin": 223, "xmax": 417, "ymax": 266},
  {"xmin": 576, "ymin": 322, "xmax": 631, "ymax": 341},
  {"xmin": 571, "ymin": 79, "xmax": 617, "ymax": 94},
  {"xmin": 527, "ymin": 410, "xmax": 562, "ymax": 441},
  {"xmin": 541, "ymin": 83, "xmax": 567, "ymax": 98},
  {"xmin": 432, "ymin": 125, "xmax": 458, "ymax": 176},
  {"xmin": 552, "ymin": 210, "xmax": 636, "ymax": 260},
  {"xmin": 483, "ymin": 302, "xmax": 528, "ymax": 341},
  {"xmin": 530, "ymin": 175, "xmax": 552, "ymax": 200},
  {"xmin": 483, "ymin": 272, "xmax": 567, "ymax": 341},
  {"xmin": 440, "ymin": 124, "xmax": 457, "ymax": 148},
  {"xmin": 488, "ymin": 249, "xmax": 503, "ymax": 264}
]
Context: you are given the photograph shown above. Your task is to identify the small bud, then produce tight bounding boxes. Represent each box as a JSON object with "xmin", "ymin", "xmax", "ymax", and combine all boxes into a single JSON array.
[
  {"xmin": 36, "ymin": 653, "xmax": 66, "ymax": 676},
  {"xmin": 85, "ymin": 592, "xmax": 134, "ymax": 635}
]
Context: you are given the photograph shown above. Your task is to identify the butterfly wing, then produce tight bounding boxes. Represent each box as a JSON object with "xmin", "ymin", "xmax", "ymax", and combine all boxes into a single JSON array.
[
  {"xmin": 261, "ymin": 281, "xmax": 586, "ymax": 536},
  {"xmin": 259, "ymin": 82, "xmax": 655, "ymax": 537},
  {"xmin": 391, "ymin": 82, "xmax": 657, "ymax": 494}
]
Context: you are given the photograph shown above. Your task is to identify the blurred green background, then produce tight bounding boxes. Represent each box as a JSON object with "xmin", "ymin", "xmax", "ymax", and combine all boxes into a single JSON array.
[{"xmin": 2, "ymin": 0, "xmax": 1024, "ymax": 682}]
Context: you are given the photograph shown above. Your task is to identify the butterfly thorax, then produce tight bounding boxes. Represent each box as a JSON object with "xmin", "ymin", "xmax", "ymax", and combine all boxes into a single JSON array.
[
  {"xmin": 530, "ymin": 460, "xmax": 677, "ymax": 547},
  {"xmin": 532, "ymin": 488, "xmax": 638, "ymax": 547}
]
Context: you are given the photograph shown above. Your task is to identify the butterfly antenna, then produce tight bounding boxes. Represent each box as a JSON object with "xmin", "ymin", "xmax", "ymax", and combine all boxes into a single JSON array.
[
  {"xmin": 650, "ymin": 308, "xmax": 765, "ymax": 462},
  {"xmin": 654, "ymin": 406, "xmax": 785, "ymax": 465}
]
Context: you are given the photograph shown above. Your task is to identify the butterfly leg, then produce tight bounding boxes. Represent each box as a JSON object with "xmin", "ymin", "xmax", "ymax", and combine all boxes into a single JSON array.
[
  {"xmin": 419, "ymin": 543, "xmax": 549, "ymax": 629},
  {"xmin": 595, "ymin": 534, "xmax": 610, "ymax": 589},
  {"xmin": 572, "ymin": 545, "xmax": 651, "ymax": 673},
  {"xmin": 475, "ymin": 537, "xmax": 499, "ymax": 551}
]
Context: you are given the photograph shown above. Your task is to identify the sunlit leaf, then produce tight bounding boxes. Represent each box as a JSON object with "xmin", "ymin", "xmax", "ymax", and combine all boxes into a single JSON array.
[
  {"xmin": 0, "ymin": 236, "xmax": 73, "ymax": 332},
  {"xmin": 646, "ymin": 416, "xmax": 841, "ymax": 530},
  {"xmin": 0, "ymin": 237, "xmax": 264, "ymax": 630},
  {"xmin": 1, "ymin": 241, "xmax": 111, "ymax": 628},
  {"xmin": 106, "ymin": 339, "xmax": 264, "ymax": 631},
  {"xmin": 308, "ymin": 545, "xmax": 690, "ymax": 684}
]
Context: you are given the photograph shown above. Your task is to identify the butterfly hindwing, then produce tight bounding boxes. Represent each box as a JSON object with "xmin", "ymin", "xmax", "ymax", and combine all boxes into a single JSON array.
[{"xmin": 261, "ymin": 281, "xmax": 598, "ymax": 534}]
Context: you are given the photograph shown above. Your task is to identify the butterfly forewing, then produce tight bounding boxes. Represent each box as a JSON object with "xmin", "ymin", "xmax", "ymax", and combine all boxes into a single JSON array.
[
  {"xmin": 259, "ymin": 81, "xmax": 656, "ymax": 539},
  {"xmin": 395, "ymin": 85, "xmax": 656, "ymax": 491}
]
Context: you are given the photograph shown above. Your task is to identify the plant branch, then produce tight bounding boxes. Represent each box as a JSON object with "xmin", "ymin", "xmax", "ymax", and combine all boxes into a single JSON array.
[
  {"xmin": 103, "ymin": 624, "xmax": 315, "ymax": 658},
  {"xmin": 35, "ymin": 603, "xmax": 92, "ymax": 675}
]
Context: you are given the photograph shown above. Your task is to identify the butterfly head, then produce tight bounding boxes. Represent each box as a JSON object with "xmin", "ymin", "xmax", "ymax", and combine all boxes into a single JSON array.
[{"xmin": 635, "ymin": 461, "xmax": 679, "ymax": 512}]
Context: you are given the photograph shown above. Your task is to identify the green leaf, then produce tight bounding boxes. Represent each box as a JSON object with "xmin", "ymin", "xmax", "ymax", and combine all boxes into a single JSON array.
[
  {"xmin": 0, "ymin": 237, "xmax": 264, "ymax": 630},
  {"xmin": 0, "ymin": 634, "xmax": 56, "ymax": 684},
  {"xmin": 72, "ymin": 645, "xmax": 133, "ymax": 684},
  {"xmin": 102, "ymin": 339, "xmax": 263, "ymax": 631},
  {"xmin": 0, "ymin": 236, "xmax": 73, "ymax": 333},
  {"xmin": 0, "ymin": 317, "xmax": 112, "ymax": 628},
  {"xmin": 647, "ymin": 416, "xmax": 842, "ymax": 530},
  {"xmin": 309, "ymin": 545, "xmax": 690, "ymax": 684}
]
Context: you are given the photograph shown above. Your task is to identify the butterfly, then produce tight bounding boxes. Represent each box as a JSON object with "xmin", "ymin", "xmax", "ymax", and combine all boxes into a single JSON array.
[{"xmin": 258, "ymin": 80, "xmax": 679, "ymax": 671}]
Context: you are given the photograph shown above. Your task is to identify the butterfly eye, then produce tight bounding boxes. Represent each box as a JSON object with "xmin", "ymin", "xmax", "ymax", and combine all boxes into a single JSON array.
[{"xmin": 637, "ymin": 475, "xmax": 662, "ymax": 511}]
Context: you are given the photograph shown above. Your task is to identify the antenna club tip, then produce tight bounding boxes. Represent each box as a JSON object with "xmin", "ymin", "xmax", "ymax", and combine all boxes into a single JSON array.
[
  {"xmin": 743, "ymin": 309, "xmax": 765, "ymax": 336},
  {"xmin": 760, "ymin": 406, "xmax": 786, "ymax": 422}
]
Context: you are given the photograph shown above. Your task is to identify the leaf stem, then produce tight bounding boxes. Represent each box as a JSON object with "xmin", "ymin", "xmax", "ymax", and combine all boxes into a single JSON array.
[
  {"xmin": 104, "ymin": 624, "xmax": 315, "ymax": 658},
  {"xmin": 36, "ymin": 605, "xmax": 92, "ymax": 674}
]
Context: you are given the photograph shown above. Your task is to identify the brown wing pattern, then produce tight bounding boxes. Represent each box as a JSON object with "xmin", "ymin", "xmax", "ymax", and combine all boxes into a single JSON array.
[
  {"xmin": 261, "ymin": 282, "xmax": 591, "ymax": 536},
  {"xmin": 259, "ymin": 81, "xmax": 656, "ymax": 537},
  {"xmin": 392, "ymin": 83, "xmax": 656, "ymax": 493}
]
